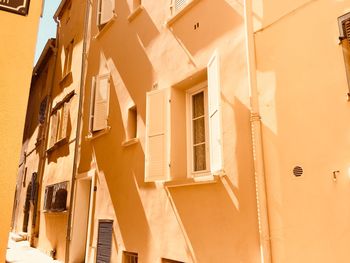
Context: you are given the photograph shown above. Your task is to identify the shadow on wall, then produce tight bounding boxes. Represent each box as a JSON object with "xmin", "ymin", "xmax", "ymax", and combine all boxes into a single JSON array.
[
  {"xmin": 169, "ymin": 0, "xmax": 243, "ymax": 56},
  {"xmin": 166, "ymin": 97, "xmax": 261, "ymax": 263},
  {"xmin": 80, "ymin": 0, "xmax": 161, "ymax": 257}
]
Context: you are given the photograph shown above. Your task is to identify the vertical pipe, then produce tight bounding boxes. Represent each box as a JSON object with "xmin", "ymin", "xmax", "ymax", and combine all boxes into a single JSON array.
[
  {"xmin": 243, "ymin": 1, "xmax": 272, "ymax": 262},
  {"xmin": 65, "ymin": 0, "xmax": 90, "ymax": 261}
]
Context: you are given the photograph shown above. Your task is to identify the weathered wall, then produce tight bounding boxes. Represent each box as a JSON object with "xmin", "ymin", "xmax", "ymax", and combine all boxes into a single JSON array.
[
  {"xmin": 0, "ymin": 1, "xmax": 43, "ymax": 259},
  {"xmin": 254, "ymin": 0, "xmax": 350, "ymax": 262}
]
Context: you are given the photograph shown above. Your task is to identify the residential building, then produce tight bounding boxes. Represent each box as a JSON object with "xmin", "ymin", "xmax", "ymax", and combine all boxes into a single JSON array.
[
  {"xmin": 10, "ymin": 0, "xmax": 350, "ymax": 263},
  {"xmin": 0, "ymin": 0, "xmax": 43, "ymax": 260}
]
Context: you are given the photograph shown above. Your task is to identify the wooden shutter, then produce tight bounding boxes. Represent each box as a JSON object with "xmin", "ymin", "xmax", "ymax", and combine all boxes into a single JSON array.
[
  {"xmin": 93, "ymin": 74, "xmax": 110, "ymax": 132},
  {"xmin": 49, "ymin": 112, "xmax": 58, "ymax": 148},
  {"xmin": 145, "ymin": 88, "xmax": 170, "ymax": 181},
  {"xmin": 344, "ymin": 19, "xmax": 350, "ymax": 44},
  {"xmin": 58, "ymin": 100, "xmax": 71, "ymax": 141},
  {"xmin": 96, "ymin": 220, "xmax": 113, "ymax": 263},
  {"xmin": 207, "ymin": 51, "xmax": 223, "ymax": 174},
  {"xmin": 89, "ymin": 77, "xmax": 96, "ymax": 133},
  {"xmin": 98, "ymin": 0, "xmax": 115, "ymax": 26}
]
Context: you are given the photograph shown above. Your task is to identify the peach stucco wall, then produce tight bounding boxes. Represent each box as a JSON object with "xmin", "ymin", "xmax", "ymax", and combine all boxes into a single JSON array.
[
  {"xmin": 254, "ymin": 0, "xmax": 350, "ymax": 262},
  {"xmin": 78, "ymin": 0, "xmax": 261, "ymax": 262},
  {"xmin": 0, "ymin": 1, "xmax": 43, "ymax": 260}
]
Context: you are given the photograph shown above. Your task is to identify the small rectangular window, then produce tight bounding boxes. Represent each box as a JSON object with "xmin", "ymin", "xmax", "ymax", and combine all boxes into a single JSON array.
[
  {"xmin": 123, "ymin": 251, "xmax": 138, "ymax": 263},
  {"xmin": 126, "ymin": 106, "xmax": 137, "ymax": 140},
  {"xmin": 63, "ymin": 40, "xmax": 73, "ymax": 77},
  {"xmin": 97, "ymin": 0, "xmax": 115, "ymax": 29},
  {"xmin": 43, "ymin": 181, "xmax": 68, "ymax": 212}
]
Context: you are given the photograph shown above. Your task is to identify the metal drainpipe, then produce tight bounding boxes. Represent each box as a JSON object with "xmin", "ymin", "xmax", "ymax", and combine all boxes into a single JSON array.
[
  {"xmin": 243, "ymin": 0, "xmax": 272, "ymax": 262},
  {"xmin": 65, "ymin": 0, "xmax": 90, "ymax": 261}
]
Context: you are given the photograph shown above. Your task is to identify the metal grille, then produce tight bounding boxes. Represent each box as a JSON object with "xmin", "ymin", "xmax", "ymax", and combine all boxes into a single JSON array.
[
  {"xmin": 174, "ymin": 0, "xmax": 187, "ymax": 12},
  {"xmin": 96, "ymin": 220, "xmax": 113, "ymax": 263},
  {"xmin": 43, "ymin": 181, "xmax": 68, "ymax": 211},
  {"xmin": 293, "ymin": 166, "xmax": 303, "ymax": 177},
  {"xmin": 123, "ymin": 251, "xmax": 138, "ymax": 263}
]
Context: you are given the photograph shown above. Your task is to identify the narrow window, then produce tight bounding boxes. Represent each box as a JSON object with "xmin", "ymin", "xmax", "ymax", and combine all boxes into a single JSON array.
[
  {"xmin": 63, "ymin": 40, "xmax": 73, "ymax": 77},
  {"xmin": 126, "ymin": 106, "xmax": 137, "ymax": 140},
  {"xmin": 339, "ymin": 13, "xmax": 350, "ymax": 95},
  {"xmin": 187, "ymin": 84, "xmax": 210, "ymax": 176},
  {"xmin": 123, "ymin": 251, "xmax": 138, "ymax": 263},
  {"xmin": 96, "ymin": 220, "xmax": 113, "ymax": 263},
  {"xmin": 97, "ymin": 0, "xmax": 115, "ymax": 29}
]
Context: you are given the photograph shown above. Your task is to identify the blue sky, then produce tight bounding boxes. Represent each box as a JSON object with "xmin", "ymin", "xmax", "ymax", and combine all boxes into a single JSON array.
[{"xmin": 34, "ymin": 0, "xmax": 61, "ymax": 64}]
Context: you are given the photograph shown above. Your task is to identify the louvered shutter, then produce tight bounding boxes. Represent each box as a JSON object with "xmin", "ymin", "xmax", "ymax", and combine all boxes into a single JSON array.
[
  {"xmin": 58, "ymin": 100, "xmax": 71, "ymax": 141},
  {"xmin": 98, "ymin": 0, "xmax": 115, "ymax": 26},
  {"xmin": 93, "ymin": 74, "xmax": 110, "ymax": 132},
  {"xmin": 96, "ymin": 220, "xmax": 113, "ymax": 263},
  {"xmin": 89, "ymin": 77, "xmax": 96, "ymax": 133},
  {"xmin": 207, "ymin": 52, "xmax": 223, "ymax": 174},
  {"xmin": 145, "ymin": 88, "xmax": 170, "ymax": 182},
  {"xmin": 49, "ymin": 112, "xmax": 58, "ymax": 148},
  {"xmin": 174, "ymin": 0, "xmax": 187, "ymax": 12},
  {"xmin": 344, "ymin": 19, "xmax": 350, "ymax": 44}
]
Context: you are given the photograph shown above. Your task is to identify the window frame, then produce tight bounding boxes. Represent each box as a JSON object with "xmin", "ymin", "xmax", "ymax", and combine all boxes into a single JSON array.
[
  {"xmin": 43, "ymin": 181, "xmax": 68, "ymax": 212},
  {"xmin": 186, "ymin": 81, "xmax": 210, "ymax": 177}
]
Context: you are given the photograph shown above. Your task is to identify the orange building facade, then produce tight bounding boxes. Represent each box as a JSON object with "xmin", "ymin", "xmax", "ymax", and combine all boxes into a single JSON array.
[{"xmin": 10, "ymin": 0, "xmax": 350, "ymax": 262}]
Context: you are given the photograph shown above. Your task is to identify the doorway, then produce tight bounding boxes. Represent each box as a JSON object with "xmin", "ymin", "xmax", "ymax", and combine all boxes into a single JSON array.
[{"xmin": 69, "ymin": 177, "xmax": 91, "ymax": 263}]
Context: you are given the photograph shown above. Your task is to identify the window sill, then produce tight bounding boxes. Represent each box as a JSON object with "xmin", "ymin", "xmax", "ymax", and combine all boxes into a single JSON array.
[
  {"xmin": 59, "ymin": 71, "xmax": 72, "ymax": 86},
  {"xmin": 94, "ymin": 14, "xmax": 117, "ymax": 40},
  {"xmin": 46, "ymin": 138, "xmax": 74, "ymax": 153},
  {"xmin": 85, "ymin": 126, "xmax": 111, "ymax": 141},
  {"xmin": 43, "ymin": 210, "xmax": 68, "ymax": 215},
  {"xmin": 164, "ymin": 174, "xmax": 220, "ymax": 188},
  {"xmin": 122, "ymin": 138, "xmax": 139, "ymax": 147},
  {"xmin": 127, "ymin": 5, "xmax": 143, "ymax": 22},
  {"xmin": 167, "ymin": 0, "xmax": 201, "ymax": 27}
]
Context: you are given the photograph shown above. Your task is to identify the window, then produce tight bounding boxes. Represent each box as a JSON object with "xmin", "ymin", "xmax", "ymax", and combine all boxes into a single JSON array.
[
  {"xmin": 97, "ymin": 0, "xmax": 115, "ymax": 29},
  {"xmin": 89, "ymin": 74, "xmax": 110, "ymax": 133},
  {"xmin": 339, "ymin": 12, "xmax": 350, "ymax": 94},
  {"xmin": 145, "ymin": 52, "xmax": 223, "ymax": 182},
  {"xmin": 63, "ymin": 40, "xmax": 73, "ymax": 78},
  {"xmin": 43, "ymin": 181, "xmax": 68, "ymax": 212},
  {"xmin": 96, "ymin": 220, "xmax": 113, "ymax": 263},
  {"xmin": 48, "ymin": 93, "xmax": 73, "ymax": 150},
  {"xmin": 187, "ymin": 84, "xmax": 210, "ymax": 176},
  {"xmin": 126, "ymin": 106, "xmax": 137, "ymax": 140},
  {"xmin": 171, "ymin": 0, "xmax": 188, "ymax": 14},
  {"xmin": 123, "ymin": 251, "xmax": 138, "ymax": 263},
  {"xmin": 37, "ymin": 96, "xmax": 48, "ymax": 141}
]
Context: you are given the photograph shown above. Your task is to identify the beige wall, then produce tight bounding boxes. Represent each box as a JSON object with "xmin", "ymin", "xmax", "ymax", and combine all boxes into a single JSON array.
[
  {"xmin": 79, "ymin": 0, "xmax": 261, "ymax": 262},
  {"xmin": 0, "ymin": 1, "xmax": 43, "ymax": 260},
  {"xmin": 254, "ymin": 0, "xmax": 350, "ymax": 262}
]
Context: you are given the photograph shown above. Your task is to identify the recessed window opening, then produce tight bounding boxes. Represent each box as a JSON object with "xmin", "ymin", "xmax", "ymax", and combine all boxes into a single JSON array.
[
  {"xmin": 123, "ymin": 251, "xmax": 138, "ymax": 263},
  {"xmin": 127, "ymin": 106, "xmax": 137, "ymax": 140}
]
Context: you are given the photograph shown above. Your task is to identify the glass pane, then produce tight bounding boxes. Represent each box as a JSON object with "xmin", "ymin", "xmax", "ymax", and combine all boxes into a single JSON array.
[
  {"xmin": 193, "ymin": 117, "xmax": 205, "ymax": 144},
  {"xmin": 194, "ymin": 144, "xmax": 206, "ymax": 171},
  {"xmin": 192, "ymin": 91, "xmax": 204, "ymax": 118}
]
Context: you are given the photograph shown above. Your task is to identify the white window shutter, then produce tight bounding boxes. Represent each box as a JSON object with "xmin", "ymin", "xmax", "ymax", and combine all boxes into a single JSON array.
[
  {"xmin": 93, "ymin": 74, "xmax": 110, "ymax": 132},
  {"xmin": 207, "ymin": 51, "xmax": 223, "ymax": 174},
  {"xmin": 89, "ymin": 77, "xmax": 96, "ymax": 133},
  {"xmin": 98, "ymin": 0, "xmax": 115, "ymax": 26},
  {"xmin": 145, "ymin": 88, "xmax": 170, "ymax": 182}
]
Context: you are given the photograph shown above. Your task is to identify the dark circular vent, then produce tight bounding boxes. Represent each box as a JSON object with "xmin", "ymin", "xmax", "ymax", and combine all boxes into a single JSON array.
[{"xmin": 293, "ymin": 166, "xmax": 303, "ymax": 177}]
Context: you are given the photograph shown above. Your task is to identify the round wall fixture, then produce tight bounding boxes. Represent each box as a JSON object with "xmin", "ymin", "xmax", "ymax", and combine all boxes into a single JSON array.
[{"xmin": 293, "ymin": 166, "xmax": 303, "ymax": 177}]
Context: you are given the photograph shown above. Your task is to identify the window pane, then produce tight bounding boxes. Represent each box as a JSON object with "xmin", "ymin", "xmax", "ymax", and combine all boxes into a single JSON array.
[
  {"xmin": 193, "ymin": 117, "xmax": 205, "ymax": 144},
  {"xmin": 194, "ymin": 144, "xmax": 206, "ymax": 171},
  {"xmin": 192, "ymin": 91, "xmax": 204, "ymax": 118}
]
